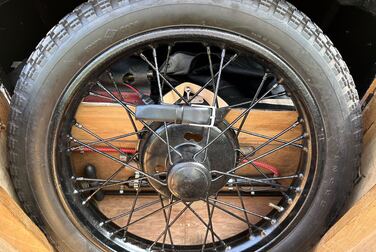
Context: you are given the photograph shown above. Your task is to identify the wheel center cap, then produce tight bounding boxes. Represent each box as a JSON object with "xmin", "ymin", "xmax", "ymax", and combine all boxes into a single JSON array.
[{"xmin": 167, "ymin": 162, "xmax": 211, "ymax": 202}]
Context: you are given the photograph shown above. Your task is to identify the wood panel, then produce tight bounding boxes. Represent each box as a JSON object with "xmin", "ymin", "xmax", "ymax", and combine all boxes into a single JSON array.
[
  {"xmin": 316, "ymin": 185, "xmax": 376, "ymax": 252},
  {"xmin": 350, "ymin": 79, "xmax": 376, "ymax": 204},
  {"xmin": 98, "ymin": 195, "xmax": 280, "ymax": 245},
  {"xmin": 0, "ymin": 187, "xmax": 53, "ymax": 252},
  {"xmin": 0, "ymin": 86, "xmax": 16, "ymax": 200}
]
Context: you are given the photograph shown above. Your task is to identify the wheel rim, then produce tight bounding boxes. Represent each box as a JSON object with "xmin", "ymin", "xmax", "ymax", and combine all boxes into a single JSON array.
[{"xmin": 51, "ymin": 28, "xmax": 322, "ymax": 251}]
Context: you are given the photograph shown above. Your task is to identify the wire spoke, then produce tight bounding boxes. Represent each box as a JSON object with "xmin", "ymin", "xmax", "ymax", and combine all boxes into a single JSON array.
[
  {"xmin": 204, "ymin": 199, "xmax": 263, "ymax": 231},
  {"xmin": 88, "ymin": 91, "xmax": 136, "ymax": 107},
  {"xmin": 123, "ymin": 188, "xmax": 140, "ymax": 237},
  {"xmin": 263, "ymin": 91, "xmax": 288, "ymax": 100},
  {"xmin": 152, "ymin": 47, "xmax": 173, "ymax": 165},
  {"xmin": 101, "ymin": 198, "xmax": 163, "ymax": 225},
  {"xmin": 107, "ymin": 71, "xmax": 139, "ymax": 137},
  {"xmin": 236, "ymin": 73, "xmax": 270, "ymax": 137},
  {"xmin": 201, "ymin": 193, "xmax": 218, "ymax": 251},
  {"xmin": 70, "ymin": 137, "xmax": 166, "ymax": 186},
  {"xmin": 227, "ymin": 91, "xmax": 288, "ymax": 108},
  {"xmin": 229, "ymin": 134, "xmax": 306, "ymax": 174},
  {"xmin": 187, "ymin": 53, "xmax": 238, "ymax": 103},
  {"xmin": 239, "ymin": 119, "xmax": 302, "ymax": 162},
  {"xmin": 206, "ymin": 199, "xmax": 265, "ymax": 235},
  {"xmin": 161, "ymin": 45, "xmax": 172, "ymax": 91},
  {"xmin": 75, "ymin": 177, "xmax": 148, "ymax": 193},
  {"xmin": 183, "ymin": 202, "xmax": 225, "ymax": 247},
  {"xmin": 235, "ymin": 184, "xmax": 252, "ymax": 233},
  {"xmin": 139, "ymin": 52, "xmax": 190, "ymax": 105},
  {"xmin": 111, "ymin": 199, "xmax": 182, "ymax": 236},
  {"xmin": 233, "ymin": 128, "xmax": 303, "ymax": 149},
  {"xmin": 149, "ymin": 202, "xmax": 191, "ymax": 251},
  {"xmin": 208, "ymin": 197, "xmax": 272, "ymax": 222},
  {"xmin": 194, "ymin": 82, "xmax": 280, "ymax": 159},
  {"xmin": 96, "ymin": 81, "xmax": 183, "ymax": 158},
  {"xmin": 81, "ymin": 165, "xmax": 124, "ymax": 205},
  {"xmin": 80, "ymin": 152, "xmax": 137, "ymax": 205},
  {"xmin": 199, "ymin": 48, "xmax": 226, "ymax": 163},
  {"xmin": 211, "ymin": 171, "xmax": 291, "ymax": 190},
  {"xmin": 73, "ymin": 122, "xmax": 128, "ymax": 156},
  {"xmin": 69, "ymin": 130, "xmax": 146, "ymax": 152},
  {"xmin": 159, "ymin": 195, "xmax": 174, "ymax": 248}
]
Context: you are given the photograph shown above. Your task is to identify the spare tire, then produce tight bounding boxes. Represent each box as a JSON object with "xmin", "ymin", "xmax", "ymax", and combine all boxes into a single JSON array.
[{"xmin": 8, "ymin": 0, "xmax": 361, "ymax": 251}]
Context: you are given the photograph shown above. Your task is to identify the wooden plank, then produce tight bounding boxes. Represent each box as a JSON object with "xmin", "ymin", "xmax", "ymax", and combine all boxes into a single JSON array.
[
  {"xmin": 360, "ymin": 79, "xmax": 376, "ymax": 107},
  {"xmin": 0, "ymin": 86, "xmax": 16, "ymax": 200},
  {"xmin": 350, "ymin": 79, "xmax": 376, "ymax": 204},
  {"xmin": 98, "ymin": 195, "xmax": 280, "ymax": 245},
  {"xmin": 316, "ymin": 185, "xmax": 376, "ymax": 252},
  {"xmin": 362, "ymin": 79, "xmax": 376, "ymax": 137},
  {"xmin": 0, "ymin": 187, "xmax": 53, "ymax": 252}
]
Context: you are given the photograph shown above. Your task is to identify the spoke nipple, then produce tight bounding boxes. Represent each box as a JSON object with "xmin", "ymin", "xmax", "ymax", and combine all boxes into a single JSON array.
[
  {"xmin": 122, "ymin": 237, "xmax": 127, "ymax": 242},
  {"xmin": 287, "ymin": 198, "xmax": 293, "ymax": 204},
  {"xmin": 251, "ymin": 191, "xmax": 256, "ymax": 196},
  {"xmin": 225, "ymin": 246, "xmax": 232, "ymax": 251},
  {"xmin": 299, "ymin": 117, "xmax": 304, "ymax": 123},
  {"xmin": 270, "ymin": 219, "xmax": 277, "ymax": 224},
  {"xmin": 295, "ymin": 187, "xmax": 302, "ymax": 193},
  {"xmin": 71, "ymin": 176, "xmax": 76, "ymax": 180},
  {"xmin": 303, "ymin": 133, "xmax": 309, "ymax": 138},
  {"xmin": 261, "ymin": 230, "xmax": 267, "ymax": 237},
  {"xmin": 73, "ymin": 189, "xmax": 79, "ymax": 194},
  {"xmin": 109, "ymin": 232, "xmax": 114, "ymax": 237},
  {"xmin": 269, "ymin": 202, "xmax": 284, "ymax": 212},
  {"xmin": 303, "ymin": 147, "xmax": 309, "ymax": 152},
  {"xmin": 82, "ymin": 200, "xmax": 88, "ymax": 205},
  {"xmin": 299, "ymin": 173, "xmax": 304, "ymax": 179}
]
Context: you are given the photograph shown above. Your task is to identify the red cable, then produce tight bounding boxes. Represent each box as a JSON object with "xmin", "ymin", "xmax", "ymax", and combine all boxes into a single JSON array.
[
  {"xmin": 252, "ymin": 160, "xmax": 280, "ymax": 177},
  {"xmin": 78, "ymin": 147, "xmax": 137, "ymax": 155},
  {"xmin": 122, "ymin": 83, "xmax": 142, "ymax": 97},
  {"xmin": 241, "ymin": 160, "xmax": 280, "ymax": 177}
]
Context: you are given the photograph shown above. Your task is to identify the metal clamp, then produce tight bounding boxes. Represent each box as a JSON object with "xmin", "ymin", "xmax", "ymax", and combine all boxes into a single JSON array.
[{"xmin": 188, "ymin": 104, "xmax": 216, "ymax": 128}]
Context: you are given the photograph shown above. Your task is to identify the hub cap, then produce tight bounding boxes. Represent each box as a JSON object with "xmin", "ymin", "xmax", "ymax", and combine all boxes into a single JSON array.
[{"xmin": 167, "ymin": 162, "xmax": 211, "ymax": 201}]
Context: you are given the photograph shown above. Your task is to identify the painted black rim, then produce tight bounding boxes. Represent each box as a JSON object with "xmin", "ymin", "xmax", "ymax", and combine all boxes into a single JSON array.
[{"xmin": 51, "ymin": 28, "xmax": 322, "ymax": 252}]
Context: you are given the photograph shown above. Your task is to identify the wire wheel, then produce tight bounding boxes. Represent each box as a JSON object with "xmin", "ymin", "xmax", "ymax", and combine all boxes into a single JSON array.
[{"xmin": 50, "ymin": 28, "xmax": 319, "ymax": 251}]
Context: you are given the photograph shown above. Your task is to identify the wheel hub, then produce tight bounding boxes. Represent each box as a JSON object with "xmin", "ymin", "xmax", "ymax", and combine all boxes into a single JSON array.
[{"xmin": 139, "ymin": 123, "xmax": 238, "ymax": 201}]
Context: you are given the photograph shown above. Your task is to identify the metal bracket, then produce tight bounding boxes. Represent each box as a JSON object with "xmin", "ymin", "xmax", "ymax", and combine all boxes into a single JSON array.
[{"xmin": 188, "ymin": 104, "xmax": 216, "ymax": 128}]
